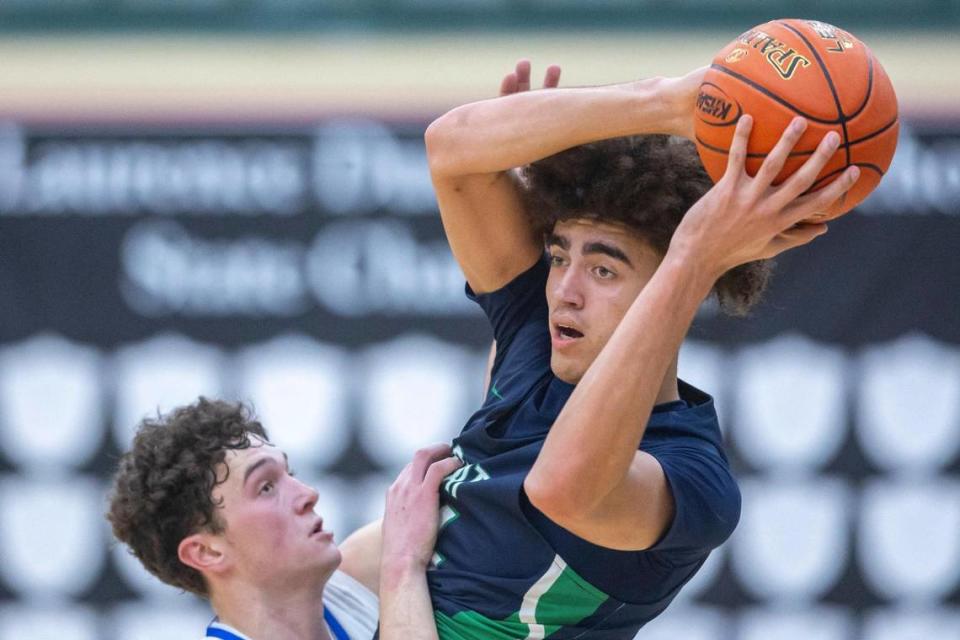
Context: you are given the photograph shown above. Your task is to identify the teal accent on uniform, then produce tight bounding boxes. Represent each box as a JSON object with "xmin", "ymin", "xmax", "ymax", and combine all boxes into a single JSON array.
[
  {"xmin": 440, "ymin": 505, "xmax": 460, "ymax": 530},
  {"xmin": 435, "ymin": 558, "xmax": 608, "ymax": 640}
]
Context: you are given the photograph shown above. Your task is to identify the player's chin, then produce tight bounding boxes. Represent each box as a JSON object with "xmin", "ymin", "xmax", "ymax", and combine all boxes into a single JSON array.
[
  {"xmin": 312, "ymin": 542, "xmax": 343, "ymax": 573},
  {"xmin": 550, "ymin": 352, "xmax": 587, "ymax": 385}
]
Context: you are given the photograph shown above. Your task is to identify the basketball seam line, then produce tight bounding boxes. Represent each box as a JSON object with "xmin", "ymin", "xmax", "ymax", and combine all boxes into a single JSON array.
[
  {"xmin": 847, "ymin": 116, "xmax": 899, "ymax": 148},
  {"xmin": 708, "ymin": 64, "xmax": 842, "ymax": 125},
  {"xmin": 778, "ymin": 21, "xmax": 852, "ymax": 167},
  {"xmin": 846, "ymin": 53, "xmax": 875, "ymax": 121},
  {"xmin": 695, "ymin": 116, "xmax": 898, "ymax": 159},
  {"xmin": 805, "ymin": 162, "xmax": 885, "ymax": 196}
]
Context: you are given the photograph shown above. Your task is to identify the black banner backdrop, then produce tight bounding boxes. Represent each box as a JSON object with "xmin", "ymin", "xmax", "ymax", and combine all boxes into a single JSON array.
[{"xmin": 0, "ymin": 119, "xmax": 958, "ymax": 640}]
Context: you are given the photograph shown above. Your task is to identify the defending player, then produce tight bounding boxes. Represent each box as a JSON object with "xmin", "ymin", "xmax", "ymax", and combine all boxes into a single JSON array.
[
  {"xmin": 107, "ymin": 398, "xmax": 456, "ymax": 640},
  {"xmin": 422, "ymin": 61, "xmax": 859, "ymax": 637}
]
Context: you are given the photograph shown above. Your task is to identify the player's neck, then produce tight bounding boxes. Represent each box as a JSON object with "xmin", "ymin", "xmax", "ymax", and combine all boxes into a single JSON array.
[{"xmin": 211, "ymin": 577, "xmax": 331, "ymax": 640}]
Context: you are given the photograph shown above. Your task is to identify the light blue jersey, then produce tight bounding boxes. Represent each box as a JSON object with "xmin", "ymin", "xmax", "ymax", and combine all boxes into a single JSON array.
[{"xmin": 204, "ymin": 570, "xmax": 377, "ymax": 640}]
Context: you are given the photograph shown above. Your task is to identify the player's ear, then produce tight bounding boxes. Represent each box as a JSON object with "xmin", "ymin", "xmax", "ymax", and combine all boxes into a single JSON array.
[{"xmin": 178, "ymin": 532, "xmax": 229, "ymax": 576}]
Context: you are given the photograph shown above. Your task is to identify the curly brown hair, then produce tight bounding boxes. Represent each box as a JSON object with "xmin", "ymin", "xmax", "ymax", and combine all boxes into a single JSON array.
[
  {"xmin": 521, "ymin": 134, "xmax": 772, "ymax": 315},
  {"xmin": 106, "ymin": 398, "xmax": 268, "ymax": 596}
]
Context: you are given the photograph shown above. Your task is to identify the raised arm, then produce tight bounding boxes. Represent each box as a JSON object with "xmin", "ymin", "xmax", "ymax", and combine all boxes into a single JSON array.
[
  {"xmin": 426, "ymin": 63, "xmax": 700, "ymax": 293},
  {"xmin": 379, "ymin": 445, "xmax": 462, "ymax": 640},
  {"xmin": 337, "ymin": 519, "xmax": 382, "ymax": 594},
  {"xmin": 524, "ymin": 116, "xmax": 861, "ymax": 550}
]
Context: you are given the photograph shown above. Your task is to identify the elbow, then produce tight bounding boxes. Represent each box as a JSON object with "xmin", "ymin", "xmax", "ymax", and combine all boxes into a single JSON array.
[
  {"xmin": 424, "ymin": 107, "xmax": 469, "ymax": 178},
  {"xmin": 523, "ymin": 471, "xmax": 584, "ymax": 524},
  {"xmin": 423, "ymin": 115, "xmax": 446, "ymax": 156},
  {"xmin": 424, "ymin": 113, "xmax": 453, "ymax": 176}
]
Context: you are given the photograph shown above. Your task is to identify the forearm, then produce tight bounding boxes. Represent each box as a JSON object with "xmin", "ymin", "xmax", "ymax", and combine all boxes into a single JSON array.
[
  {"xmin": 426, "ymin": 77, "xmax": 684, "ymax": 177},
  {"xmin": 530, "ymin": 250, "xmax": 717, "ymax": 512},
  {"xmin": 337, "ymin": 519, "xmax": 382, "ymax": 595},
  {"xmin": 379, "ymin": 561, "xmax": 438, "ymax": 640}
]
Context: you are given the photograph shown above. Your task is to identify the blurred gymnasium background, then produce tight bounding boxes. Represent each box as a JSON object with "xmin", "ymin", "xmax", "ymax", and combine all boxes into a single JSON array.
[{"xmin": 0, "ymin": 2, "xmax": 958, "ymax": 639}]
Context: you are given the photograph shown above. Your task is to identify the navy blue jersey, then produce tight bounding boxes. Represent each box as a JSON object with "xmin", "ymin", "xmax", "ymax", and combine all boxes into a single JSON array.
[{"xmin": 428, "ymin": 257, "xmax": 741, "ymax": 639}]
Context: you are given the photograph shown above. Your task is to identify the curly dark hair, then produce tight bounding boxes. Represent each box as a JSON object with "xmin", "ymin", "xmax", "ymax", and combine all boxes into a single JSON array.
[
  {"xmin": 522, "ymin": 134, "xmax": 772, "ymax": 315},
  {"xmin": 106, "ymin": 397, "xmax": 268, "ymax": 596}
]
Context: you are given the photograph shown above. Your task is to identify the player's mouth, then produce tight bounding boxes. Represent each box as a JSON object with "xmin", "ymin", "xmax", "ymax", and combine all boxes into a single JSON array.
[
  {"xmin": 309, "ymin": 519, "xmax": 332, "ymax": 541},
  {"xmin": 552, "ymin": 321, "xmax": 585, "ymax": 349}
]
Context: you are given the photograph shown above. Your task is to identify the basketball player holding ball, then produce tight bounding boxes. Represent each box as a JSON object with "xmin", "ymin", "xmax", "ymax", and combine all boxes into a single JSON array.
[{"xmin": 422, "ymin": 20, "xmax": 892, "ymax": 637}]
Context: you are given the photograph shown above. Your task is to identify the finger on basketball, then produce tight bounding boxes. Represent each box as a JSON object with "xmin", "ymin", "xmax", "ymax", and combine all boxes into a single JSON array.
[
  {"xmin": 764, "ymin": 222, "xmax": 828, "ymax": 256},
  {"xmin": 785, "ymin": 165, "xmax": 860, "ymax": 224},
  {"xmin": 515, "ymin": 59, "xmax": 532, "ymax": 92},
  {"xmin": 725, "ymin": 115, "xmax": 752, "ymax": 179},
  {"xmin": 543, "ymin": 64, "xmax": 561, "ymax": 89},
  {"xmin": 424, "ymin": 456, "xmax": 464, "ymax": 489},
  {"xmin": 500, "ymin": 72, "xmax": 518, "ymax": 97},
  {"xmin": 754, "ymin": 117, "xmax": 807, "ymax": 187},
  {"xmin": 776, "ymin": 131, "xmax": 841, "ymax": 203}
]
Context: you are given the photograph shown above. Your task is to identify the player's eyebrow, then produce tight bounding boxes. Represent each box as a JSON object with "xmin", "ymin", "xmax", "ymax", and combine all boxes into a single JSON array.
[
  {"xmin": 242, "ymin": 452, "xmax": 288, "ymax": 486},
  {"xmin": 545, "ymin": 232, "xmax": 570, "ymax": 250},
  {"xmin": 582, "ymin": 242, "xmax": 633, "ymax": 267}
]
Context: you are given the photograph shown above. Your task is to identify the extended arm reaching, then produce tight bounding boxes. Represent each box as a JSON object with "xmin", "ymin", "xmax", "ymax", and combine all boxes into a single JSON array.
[{"xmin": 379, "ymin": 445, "xmax": 463, "ymax": 640}]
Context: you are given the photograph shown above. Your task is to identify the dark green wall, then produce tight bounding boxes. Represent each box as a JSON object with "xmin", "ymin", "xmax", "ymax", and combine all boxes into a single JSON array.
[{"xmin": 0, "ymin": 0, "xmax": 958, "ymax": 33}]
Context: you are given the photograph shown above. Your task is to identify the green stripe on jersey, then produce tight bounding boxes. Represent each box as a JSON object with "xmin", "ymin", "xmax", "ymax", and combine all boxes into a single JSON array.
[{"xmin": 435, "ymin": 555, "xmax": 608, "ymax": 640}]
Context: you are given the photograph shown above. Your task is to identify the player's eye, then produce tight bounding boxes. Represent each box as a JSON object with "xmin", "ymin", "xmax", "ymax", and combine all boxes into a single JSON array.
[
  {"xmin": 288, "ymin": 467, "xmax": 297, "ymax": 478},
  {"xmin": 259, "ymin": 481, "xmax": 275, "ymax": 495},
  {"xmin": 594, "ymin": 265, "xmax": 615, "ymax": 279},
  {"xmin": 548, "ymin": 254, "xmax": 566, "ymax": 267}
]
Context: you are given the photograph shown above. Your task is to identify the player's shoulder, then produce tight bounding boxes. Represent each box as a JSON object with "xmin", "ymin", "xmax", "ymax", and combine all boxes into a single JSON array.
[
  {"xmin": 469, "ymin": 252, "xmax": 549, "ymax": 307},
  {"xmin": 645, "ymin": 381, "xmax": 723, "ymax": 448}
]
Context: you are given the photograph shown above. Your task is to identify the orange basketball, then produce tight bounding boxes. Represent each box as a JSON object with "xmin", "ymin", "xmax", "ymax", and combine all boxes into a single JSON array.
[{"xmin": 694, "ymin": 19, "xmax": 899, "ymax": 219}]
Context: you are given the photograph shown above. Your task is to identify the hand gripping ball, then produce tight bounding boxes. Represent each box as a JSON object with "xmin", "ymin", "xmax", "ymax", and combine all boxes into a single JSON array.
[{"xmin": 694, "ymin": 19, "xmax": 899, "ymax": 219}]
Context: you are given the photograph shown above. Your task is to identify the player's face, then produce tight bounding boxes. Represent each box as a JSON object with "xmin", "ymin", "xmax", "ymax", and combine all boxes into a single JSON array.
[
  {"xmin": 211, "ymin": 438, "xmax": 340, "ymax": 590},
  {"xmin": 545, "ymin": 219, "xmax": 661, "ymax": 384}
]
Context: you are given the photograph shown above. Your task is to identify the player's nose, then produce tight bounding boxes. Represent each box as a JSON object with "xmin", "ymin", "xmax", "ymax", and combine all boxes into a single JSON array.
[
  {"xmin": 552, "ymin": 266, "xmax": 585, "ymax": 308},
  {"xmin": 293, "ymin": 478, "xmax": 319, "ymax": 514}
]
